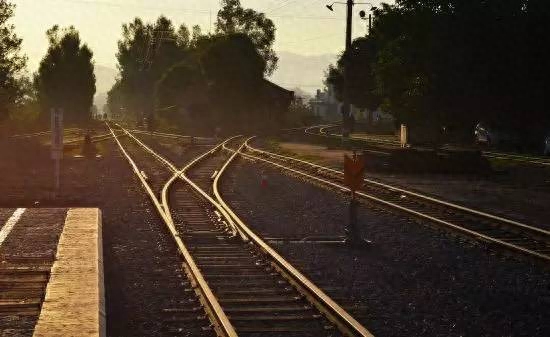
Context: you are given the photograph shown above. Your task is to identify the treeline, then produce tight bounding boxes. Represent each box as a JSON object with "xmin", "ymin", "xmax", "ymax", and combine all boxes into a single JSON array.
[
  {"xmin": 0, "ymin": 0, "xmax": 95, "ymax": 126},
  {"xmin": 107, "ymin": 0, "xmax": 286, "ymax": 134},
  {"xmin": 2, "ymin": 0, "xmax": 288, "ymax": 132},
  {"xmin": 327, "ymin": 0, "xmax": 550, "ymax": 140},
  {"xmin": 0, "ymin": 0, "xmax": 28, "ymax": 124}
]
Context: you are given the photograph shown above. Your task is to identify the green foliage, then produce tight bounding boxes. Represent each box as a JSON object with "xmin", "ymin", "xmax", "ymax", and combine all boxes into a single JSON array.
[
  {"xmin": 202, "ymin": 33, "xmax": 266, "ymax": 129},
  {"xmin": 155, "ymin": 32, "xmax": 288, "ymax": 134},
  {"xmin": 326, "ymin": 37, "xmax": 381, "ymax": 112},
  {"xmin": 0, "ymin": 0, "xmax": 27, "ymax": 122},
  {"xmin": 155, "ymin": 58, "xmax": 210, "ymax": 131},
  {"xmin": 110, "ymin": 16, "xmax": 191, "ymax": 121},
  {"xmin": 216, "ymin": 0, "xmax": 278, "ymax": 75},
  {"xmin": 286, "ymin": 98, "xmax": 318, "ymax": 127},
  {"xmin": 327, "ymin": 0, "xmax": 550, "ymax": 139},
  {"xmin": 111, "ymin": 6, "xmax": 286, "ymax": 133},
  {"xmin": 34, "ymin": 26, "xmax": 95, "ymax": 124}
]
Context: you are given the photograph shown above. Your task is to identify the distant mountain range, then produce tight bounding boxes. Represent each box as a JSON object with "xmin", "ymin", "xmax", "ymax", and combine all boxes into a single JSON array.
[
  {"xmin": 94, "ymin": 64, "xmax": 118, "ymax": 111},
  {"xmin": 270, "ymin": 51, "xmax": 338, "ymax": 96},
  {"xmin": 92, "ymin": 51, "xmax": 338, "ymax": 110}
]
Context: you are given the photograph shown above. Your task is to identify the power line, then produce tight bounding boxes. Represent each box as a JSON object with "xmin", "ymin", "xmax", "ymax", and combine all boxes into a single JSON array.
[
  {"xmin": 22, "ymin": 0, "xmax": 341, "ymax": 21},
  {"xmin": 265, "ymin": 0, "xmax": 299, "ymax": 14},
  {"xmin": 21, "ymin": 0, "xmax": 213, "ymax": 14},
  {"xmin": 276, "ymin": 32, "xmax": 342, "ymax": 46}
]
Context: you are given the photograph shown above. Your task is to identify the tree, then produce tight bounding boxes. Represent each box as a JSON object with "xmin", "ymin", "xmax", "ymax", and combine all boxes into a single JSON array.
[
  {"xmin": 34, "ymin": 26, "xmax": 96, "ymax": 124},
  {"xmin": 201, "ymin": 33, "xmax": 266, "ymax": 131},
  {"xmin": 0, "ymin": 0, "xmax": 27, "ymax": 121},
  {"xmin": 155, "ymin": 58, "xmax": 210, "ymax": 132},
  {"xmin": 287, "ymin": 97, "xmax": 318, "ymax": 127},
  {"xmin": 216, "ymin": 0, "xmax": 278, "ymax": 75},
  {"xmin": 326, "ymin": 0, "xmax": 550, "ymax": 145},
  {"xmin": 112, "ymin": 16, "xmax": 190, "ymax": 123},
  {"xmin": 326, "ymin": 36, "xmax": 382, "ymax": 125}
]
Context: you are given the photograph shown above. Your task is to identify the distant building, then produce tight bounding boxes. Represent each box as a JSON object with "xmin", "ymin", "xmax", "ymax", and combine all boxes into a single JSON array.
[
  {"xmin": 309, "ymin": 84, "xmax": 393, "ymax": 124},
  {"xmin": 260, "ymin": 80, "xmax": 294, "ymax": 129},
  {"xmin": 309, "ymin": 85, "xmax": 340, "ymax": 121}
]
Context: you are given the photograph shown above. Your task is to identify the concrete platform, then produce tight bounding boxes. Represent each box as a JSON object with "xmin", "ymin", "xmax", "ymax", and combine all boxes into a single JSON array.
[
  {"xmin": 33, "ymin": 208, "xmax": 104, "ymax": 337},
  {"xmin": 0, "ymin": 208, "xmax": 104, "ymax": 337}
]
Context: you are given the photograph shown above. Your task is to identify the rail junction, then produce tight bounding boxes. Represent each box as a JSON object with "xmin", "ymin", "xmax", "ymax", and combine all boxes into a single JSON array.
[
  {"xmin": 107, "ymin": 123, "xmax": 374, "ymax": 337},
  {"xmin": 2, "ymin": 123, "xmax": 549, "ymax": 337}
]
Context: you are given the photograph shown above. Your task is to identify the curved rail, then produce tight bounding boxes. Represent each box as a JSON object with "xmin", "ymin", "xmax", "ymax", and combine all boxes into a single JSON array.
[
  {"xmin": 118, "ymin": 125, "xmax": 376, "ymax": 336},
  {"xmin": 246, "ymin": 140, "xmax": 550, "ymax": 237},
  {"xmin": 116, "ymin": 125, "xmax": 248, "ymax": 241},
  {"xmin": 219, "ymin": 139, "xmax": 375, "ymax": 337},
  {"xmin": 308, "ymin": 124, "xmax": 550, "ymax": 165},
  {"xmin": 107, "ymin": 122, "xmax": 238, "ymax": 337},
  {"xmin": 231, "ymin": 139, "xmax": 550, "ymax": 262}
]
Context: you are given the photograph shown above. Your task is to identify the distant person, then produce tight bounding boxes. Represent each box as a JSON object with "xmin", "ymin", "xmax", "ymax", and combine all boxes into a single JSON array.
[{"xmin": 81, "ymin": 132, "xmax": 96, "ymax": 158}]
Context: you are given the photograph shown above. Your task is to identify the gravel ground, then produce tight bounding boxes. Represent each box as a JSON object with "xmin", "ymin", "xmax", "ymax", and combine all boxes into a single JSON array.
[
  {"xmin": 0, "ymin": 208, "xmax": 67, "ymax": 337},
  {"xmin": 0, "ymin": 135, "xmax": 217, "ymax": 337},
  {"xmin": 0, "ymin": 208, "xmax": 16, "ymax": 224},
  {"xmin": 270, "ymin": 140, "xmax": 550, "ymax": 229},
  {"xmin": 130, "ymin": 132, "xmax": 217, "ymax": 168},
  {"xmin": 220, "ymin": 157, "xmax": 550, "ymax": 337}
]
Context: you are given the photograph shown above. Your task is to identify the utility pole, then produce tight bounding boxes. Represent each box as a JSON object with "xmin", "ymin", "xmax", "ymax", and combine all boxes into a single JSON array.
[
  {"xmin": 342, "ymin": 0, "xmax": 354, "ymax": 138},
  {"xmin": 345, "ymin": 0, "xmax": 353, "ymax": 50},
  {"xmin": 327, "ymin": 1, "xmax": 375, "ymax": 137}
]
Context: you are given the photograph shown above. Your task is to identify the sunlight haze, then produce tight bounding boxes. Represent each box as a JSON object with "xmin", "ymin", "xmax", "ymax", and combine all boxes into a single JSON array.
[{"xmin": 12, "ymin": 0, "xmax": 391, "ymax": 93}]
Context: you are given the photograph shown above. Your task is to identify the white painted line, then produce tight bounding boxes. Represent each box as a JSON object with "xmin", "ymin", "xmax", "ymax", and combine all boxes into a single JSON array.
[{"xmin": 0, "ymin": 208, "xmax": 26, "ymax": 247}]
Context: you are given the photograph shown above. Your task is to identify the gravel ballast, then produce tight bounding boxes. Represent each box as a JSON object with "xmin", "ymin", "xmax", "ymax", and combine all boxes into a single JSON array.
[
  {"xmin": 220, "ymin": 157, "xmax": 550, "ymax": 337},
  {"xmin": 272, "ymin": 140, "xmax": 550, "ymax": 229},
  {"xmin": 0, "ymin": 135, "xmax": 216, "ymax": 337}
]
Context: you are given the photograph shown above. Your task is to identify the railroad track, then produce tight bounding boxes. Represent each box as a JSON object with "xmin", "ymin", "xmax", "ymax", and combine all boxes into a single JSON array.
[
  {"xmin": 482, "ymin": 150, "xmax": 550, "ymax": 166},
  {"xmin": 129, "ymin": 129, "xmax": 215, "ymax": 146},
  {"xmin": 0, "ymin": 208, "xmax": 66, "ymax": 336},
  {"xmin": 7, "ymin": 128, "xmax": 119, "ymax": 148},
  {"xmin": 227, "ymin": 138, "xmax": 550, "ymax": 262},
  {"xmin": 63, "ymin": 132, "xmax": 121, "ymax": 148},
  {"xmin": 8, "ymin": 128, "xmax": 82, "ymax": 140},
  {"xmin": 108, "ymin": 123, "xmax": 374, "ymax": 337},
  {"xmin": 307, "ymin": 124, "xmax": 550, "ymax": 166}
]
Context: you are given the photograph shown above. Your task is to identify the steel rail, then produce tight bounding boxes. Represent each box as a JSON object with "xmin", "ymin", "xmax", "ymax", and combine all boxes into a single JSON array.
[
  {"xmin": 314, "ymin": 125, "xmax": 400, "ymax": 146},
  {"xmin": 9, "ymin": 128, "xmax": 81, "ymax": 139},
  {"xmin": 63, "ymin": 132, "xmax": 122, "ymax": 146},
  {"xmin": 159, "ymin": 137, "xmax": 248, "ymax": 242},
  {"xmin": 245, "ymin": 140, "xmax": 550, "ymax": 238},
  {"xmin": 482, "ymin": 151, "xmax": 550, "ymax": 166},
  {"xmin": 116, "ymin": 124, "xmax": 248, "ymax": 242},
  {"xmin": 311, "ymin": 124, "xmax": 550, "ymax": 166},
  {"xmin": 130, "ymin": 129, "xmax": 212, "ymax": 142},
  {"xmin": 218, "ymin": 139, "xmax": 375, "ymax": 337},
  {"xmin": 106, "ymin": 122, "xmax": 238, "ymax": 337},
  {"xmin": 304, "ymin": 124, "xmax": 334, "ymax": 136},
  {"xmin": 226, "ymin": 141, "xmax": 550, "ymax": 262},
  {"xmin": 130, "ymin": 129, "xmax": 188, "ymax": 140},
  {"xmin": 121, "ymin": 125, "xmax": 376, "ymax": 336}
]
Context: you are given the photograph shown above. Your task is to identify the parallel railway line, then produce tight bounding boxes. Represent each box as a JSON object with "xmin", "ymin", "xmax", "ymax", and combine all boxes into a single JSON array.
[
  {"xmin": 108, "ymin": 123, "xmax": 374, "ymax": 337},
  {"xmin": 8, "ymin": 128, "xmax": 81, "ymax": 139},
  {"xmin": 0, "ymin": 208, "xmax": 66, "ymax": 337},
  {"xmin": 306, "ymin": 124, "xmax": 550, "ymax": 166},
  {"xmin": 228, "ymin": 138, "xmax": 550, "ymax": 262}
]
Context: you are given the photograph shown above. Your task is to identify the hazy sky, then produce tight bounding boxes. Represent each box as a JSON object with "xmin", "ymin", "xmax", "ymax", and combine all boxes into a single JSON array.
[{"xmin": 12, "ymin": 0, "xmax": 391, "ymax": 71}]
